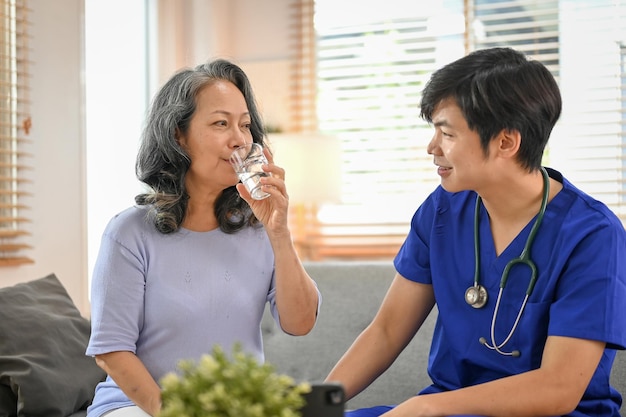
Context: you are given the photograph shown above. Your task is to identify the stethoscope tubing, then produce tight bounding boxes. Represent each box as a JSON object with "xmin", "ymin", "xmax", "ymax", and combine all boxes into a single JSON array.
[{"xmin": 471, "ymin": 167, "xmax": 550, "ymax": 357}]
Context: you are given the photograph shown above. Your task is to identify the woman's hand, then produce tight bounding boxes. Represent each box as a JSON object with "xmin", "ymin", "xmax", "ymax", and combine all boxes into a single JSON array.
[{"xmin": 236, "ymin": 147, "xmax": 290, "ymax": 238}]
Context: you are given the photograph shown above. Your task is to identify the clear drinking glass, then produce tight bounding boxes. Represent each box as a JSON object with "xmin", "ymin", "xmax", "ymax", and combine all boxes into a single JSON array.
[{"xmin": 229, "ymin": 143, "xmax": 271, "ymax": 200}]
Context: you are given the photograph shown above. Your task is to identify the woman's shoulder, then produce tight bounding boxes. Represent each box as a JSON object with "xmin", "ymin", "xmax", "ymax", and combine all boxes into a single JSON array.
[
  {"xmin": 102, "ymin": 205, "xmax": 154, "ymax": 238},
  {"xmin": 108, "ymin": 205, "xmax": 150, "ymax": 224}
]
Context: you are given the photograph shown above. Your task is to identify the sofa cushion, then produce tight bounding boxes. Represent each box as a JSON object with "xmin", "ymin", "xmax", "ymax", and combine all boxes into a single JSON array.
[
  {"xmin": 0, "ymin": 274, "xmax": 105, "ymax": 417},
  {"xmin": 262, "ymin": 261, "xmax": 435, "ymax": 409}
]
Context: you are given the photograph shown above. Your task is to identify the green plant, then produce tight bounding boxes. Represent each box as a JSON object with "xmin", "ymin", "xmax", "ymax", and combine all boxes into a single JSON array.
[{"xmin": 159, "ymin": 344, "xmax": 311, "ymax": 417}]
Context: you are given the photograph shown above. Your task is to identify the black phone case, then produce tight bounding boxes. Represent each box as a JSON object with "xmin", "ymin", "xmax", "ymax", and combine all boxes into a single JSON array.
[{"xmin": 300, "ymin": 382, "xmax": 345, "ymax": 417}]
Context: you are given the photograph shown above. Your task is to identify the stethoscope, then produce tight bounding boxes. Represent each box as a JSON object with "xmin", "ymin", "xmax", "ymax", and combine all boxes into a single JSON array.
[{"xmin": 465, "ymin": 167, "xmax": 549, "ymax": 358}]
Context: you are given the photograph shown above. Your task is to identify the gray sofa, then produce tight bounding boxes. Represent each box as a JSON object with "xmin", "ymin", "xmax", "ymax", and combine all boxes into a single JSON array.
[
  {"xmin": 1, "ymin": 266, "xmax": 622, "ymax": 416},
  {"xmin": 262, "ymin": 261, "xmax": 626, "ymax": 413}
]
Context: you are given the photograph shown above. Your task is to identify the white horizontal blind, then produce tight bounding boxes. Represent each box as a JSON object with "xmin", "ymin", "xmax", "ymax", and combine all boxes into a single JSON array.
[
  {"xmin": 549, "ymin": 0, "xmax": 626, "ymax": 222},
  {"xmin": 315, "ymin": 0, "xmax": 626, "ymax": 227},
  {"xmin": 315, "ymin": 1, "xmax": 465, "ymax": 222},
  {"xmin": 470, "ymin": 0, "xmax": 559, "ymax": 71},
  {"xmin": 0, "ymin": 0, "xmax": 32, "ymax": 266},
  {"xmin": 471, "ymin": 0, "xmax": 626, "ymax": 224}
]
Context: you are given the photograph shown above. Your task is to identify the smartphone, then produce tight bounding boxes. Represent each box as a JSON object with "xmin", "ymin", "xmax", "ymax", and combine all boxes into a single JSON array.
[{"xmin": 300, "ymin": 382, "xmax": 345, "ymax": 417}]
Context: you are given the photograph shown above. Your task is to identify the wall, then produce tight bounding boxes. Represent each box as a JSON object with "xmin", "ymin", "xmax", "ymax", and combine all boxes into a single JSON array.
[
  {"xmin": 230, "ymin": 0, "xmax": 293, "ymax": 131},
  {"xmin": 0, "ymin": 0, "xmax": 88, "ymax": 313},
  {"xmin": 155, "ymin": 0, "xmax": 231, "ymax": 87},
  {"xmin": 153, "ymin": 0, "xmax": 293, "ymax": 130}
]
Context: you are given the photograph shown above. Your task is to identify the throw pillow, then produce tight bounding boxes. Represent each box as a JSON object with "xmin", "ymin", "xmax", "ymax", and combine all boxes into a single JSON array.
[
  {"xmin": 0, "ymin": 274, "xmax": 106, "ymax": 417},
  {"xmin": 0, "ymin": 384, "xmax": 16, "ymax": 417}
]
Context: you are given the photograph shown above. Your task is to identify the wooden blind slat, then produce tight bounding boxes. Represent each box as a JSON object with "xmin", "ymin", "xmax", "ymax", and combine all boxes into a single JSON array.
[
  {"xmin": 0, "ymin": 216, "xmax": 30, "ymax": 222},
  {"xmin": 0, "ymin": 203, "xmax": 29, "ymax": 209},
  {"xmin": 0, "ymin": 243, "xmax": 31, "ymax": 251},
  {"xmin": 0, "ymin": 178, "xmax": 31, "ymax": 183},
  {"xmin": 0, "ymin": 150, "xmax": 32, "ymax": 157},
  {"xmin": 0, "ymin": 190, "xmax": 31, "ymax": 196},
  {"xmin": 0, "ymin": 137, "xmax": 32, "ymax": 143},
  {"xmin": 0, "ymin": 257, "xmax": 34, "ymax": 266},
  {"xmin": 0, "ymin": 229, "xmax": 30, "ymax": 238},
  {"xmin": 0, "ymin": 163, "xmax": 30, "ymax": 170}
]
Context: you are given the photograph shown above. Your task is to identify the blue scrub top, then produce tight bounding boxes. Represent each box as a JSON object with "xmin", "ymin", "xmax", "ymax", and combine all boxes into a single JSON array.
[{"xmin": 394, "ymin": 168, "xmax": 626, "ymax": 416}]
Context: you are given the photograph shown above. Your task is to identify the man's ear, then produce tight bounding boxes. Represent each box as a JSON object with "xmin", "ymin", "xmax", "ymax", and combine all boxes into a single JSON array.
[{"xmin": 494, "ymin": 128, "xmax": 521, "ymax": 158}]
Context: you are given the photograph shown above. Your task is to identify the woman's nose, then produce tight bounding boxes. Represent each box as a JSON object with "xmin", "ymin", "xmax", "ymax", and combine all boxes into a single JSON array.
[{"xmin": 231, "ymin": 128, "xmax": 249, "ymax": 148}]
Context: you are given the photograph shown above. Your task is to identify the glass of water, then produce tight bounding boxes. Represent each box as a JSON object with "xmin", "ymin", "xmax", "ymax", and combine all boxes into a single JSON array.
[{"xmin": 229, "ymin": 143, "xmax": 271, "ymax": 200}]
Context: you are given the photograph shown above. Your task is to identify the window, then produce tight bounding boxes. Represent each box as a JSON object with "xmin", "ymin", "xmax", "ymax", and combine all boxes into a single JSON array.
[
  {"xmin": 0, "ymin": 0, "xmax": 31, "ymax": 266},
  {"xmin": 313, "ymin": 0, "xmax": 626, "ymax": 255},
  {"xmin": 315, "ymin": 1, "xmax": 457, "ymax": 216},
  {"xmin": 549, "ymin": 1, "xmax": 626, "ymax": 219},
  {"xmin": 85, "ymin": 0, "xmax": 149, "ymax": 285}
]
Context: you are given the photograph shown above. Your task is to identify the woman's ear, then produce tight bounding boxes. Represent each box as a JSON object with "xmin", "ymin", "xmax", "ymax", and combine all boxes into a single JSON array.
[
  {"xmin": 175, "ymin": 128, "xmax": 185, "ymax": 149},
  {"xmin": 495, "ymin": 128, "xmax": 521, "ymax": 159}
]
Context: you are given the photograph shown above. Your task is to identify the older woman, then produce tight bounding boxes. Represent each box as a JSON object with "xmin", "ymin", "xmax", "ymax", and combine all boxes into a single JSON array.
[{"xmin": 86, "ymin": 59, "xmax": 320, "ymax": 417}]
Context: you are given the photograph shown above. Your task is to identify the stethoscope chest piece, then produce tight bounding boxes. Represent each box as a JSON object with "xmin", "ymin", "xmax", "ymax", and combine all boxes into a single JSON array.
[{"xmin": 465, "ymin": 284, "xmax": 488, "ymax": 308}]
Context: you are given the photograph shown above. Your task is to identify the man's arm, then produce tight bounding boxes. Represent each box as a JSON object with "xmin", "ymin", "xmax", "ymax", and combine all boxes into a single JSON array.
[
  {"xmin": 325, "ymin": 274, "xmax": 436, "ymax": 400},
  {"xmin": 386, "ymin": 335, "xmax": 605, "ymax": 417}
]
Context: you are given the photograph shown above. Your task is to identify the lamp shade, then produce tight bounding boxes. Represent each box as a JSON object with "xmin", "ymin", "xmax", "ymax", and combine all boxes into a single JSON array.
[{"xmin": 267, "ymin": 133, "xmax": 342, "ymax": 206}]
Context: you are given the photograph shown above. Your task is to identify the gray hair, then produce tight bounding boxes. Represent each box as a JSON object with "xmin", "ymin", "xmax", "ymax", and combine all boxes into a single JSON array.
[{"xmin": 135, "ymin": 59, "xmax": 267, "ymax": 234}]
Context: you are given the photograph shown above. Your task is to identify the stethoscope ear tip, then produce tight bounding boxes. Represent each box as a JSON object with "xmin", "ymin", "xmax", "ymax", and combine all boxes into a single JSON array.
[{"xmin": 479, "ymin": 336, "xmax": 522, "ymax": 358}]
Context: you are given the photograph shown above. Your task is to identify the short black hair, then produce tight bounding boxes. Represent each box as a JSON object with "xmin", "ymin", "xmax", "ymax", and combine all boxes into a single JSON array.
[{"xmin": 420, "ymin": 47, "xmax": 562, "ymax": 171}]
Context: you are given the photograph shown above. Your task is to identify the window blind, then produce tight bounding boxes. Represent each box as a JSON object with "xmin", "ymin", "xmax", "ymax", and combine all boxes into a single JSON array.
[
  {"xmin": 548, "ymin": 0, "xmax": 626, "ymax": 221},
  {"xmin": 471, "ymin": 0, "xmax": 626, "ymax": 223},
  {"xmin": 314, "ymin": 0, "xmax": 626, "ymax": 236},
  {"xmin": 288, "ymin": 0, "xmax": 316, "ymax": 133},
  {"xmin": 315, "ymin": 1, "xmax": 463, "ymax": 224},
  {"xmin": 0, "ymin": 0, "xmax": 32, "ymax": 266}
]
